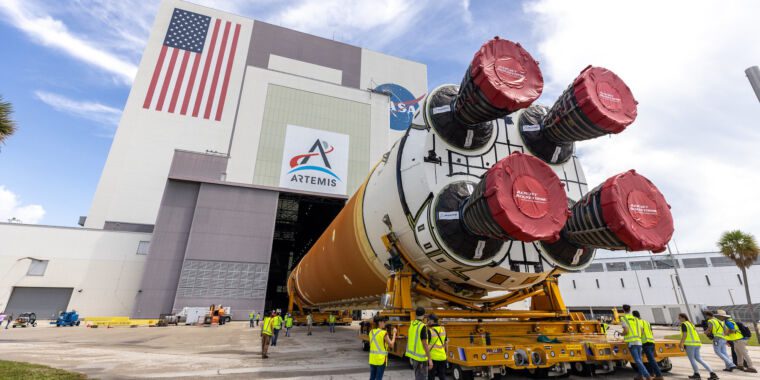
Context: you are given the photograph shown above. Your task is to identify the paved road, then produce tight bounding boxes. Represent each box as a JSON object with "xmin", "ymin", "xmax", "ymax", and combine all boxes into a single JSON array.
[{"xmin": 0, "ymin": 322, "xmax": 757, "ymax": 379}]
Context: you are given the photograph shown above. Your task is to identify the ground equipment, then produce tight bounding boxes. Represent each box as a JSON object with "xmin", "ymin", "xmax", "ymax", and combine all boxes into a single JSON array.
[
  {"xmin": 52, "ymin": 311, "xmax": 80, "ymax": 327},
  {"xmin": 286, "ymin": 37, "xmax": 683, "ymax": 378},
  {"xmin": 12, "ymin": 312, "xmax": 37, "ymax": 328}
]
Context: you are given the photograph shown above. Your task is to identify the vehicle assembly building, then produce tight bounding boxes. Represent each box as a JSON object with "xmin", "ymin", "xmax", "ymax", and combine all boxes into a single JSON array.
[
  {"xmin": 1, "ymin": 0, "xmax": 758, "ymax": 325},
  {"xmin": 0, "ymin": 0, "xmax": 426, "ymax": 319}
]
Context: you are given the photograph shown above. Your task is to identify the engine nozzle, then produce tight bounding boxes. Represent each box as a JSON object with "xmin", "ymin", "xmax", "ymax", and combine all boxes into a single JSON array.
[
  {"xmin": 562, "ymin": 170, "xmax": 673, "ymax": 253},
  {"xmin": 519, "ymin": 66, "xmax": 638, "ymax": 164},
  {"xmin": 426, "ymin": 37, "xmax": 543, "ymax": 150},
  {"xmin": 461, "ymin": 152, "xmax": 569, "ymax": 242}
]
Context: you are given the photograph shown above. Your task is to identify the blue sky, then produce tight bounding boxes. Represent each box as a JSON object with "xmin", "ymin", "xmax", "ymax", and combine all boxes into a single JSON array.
[{"xmin": 1, "ymin": 0, "xmax": 759, "ymax": 252}]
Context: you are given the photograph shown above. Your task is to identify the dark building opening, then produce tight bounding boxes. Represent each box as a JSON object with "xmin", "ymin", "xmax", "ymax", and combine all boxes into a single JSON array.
[{"xmin": 264, "ymin": 193, "xmax": 345, "ymax": 311}]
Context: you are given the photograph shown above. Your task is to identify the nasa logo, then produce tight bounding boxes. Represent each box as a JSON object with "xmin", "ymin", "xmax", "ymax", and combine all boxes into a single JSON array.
[
  {"xmin": 374, "ymin": 83, "xmax": 426, "ymax": 131},
  {"xmin": 288, "ymin": 139, "xmax": 340, "ymax": 187}
]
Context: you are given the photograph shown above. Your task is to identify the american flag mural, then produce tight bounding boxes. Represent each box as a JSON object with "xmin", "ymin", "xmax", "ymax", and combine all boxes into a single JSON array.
[{"xmin": 143, "ymin": 8, "xmax": 241, "ymax": 121}]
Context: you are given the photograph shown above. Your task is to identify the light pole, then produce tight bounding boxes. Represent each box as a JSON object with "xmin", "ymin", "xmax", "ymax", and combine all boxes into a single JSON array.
[
  {"xmin": 746, "ymin": 66, "xmax": 760, "ymax": 103},
  {"xmin": 728, "ymin": 289, "xmax": 736, "ymax": 305},
  {"xmin": 666, "ymin": 244, "xmax": 694, "ymax": 322}
]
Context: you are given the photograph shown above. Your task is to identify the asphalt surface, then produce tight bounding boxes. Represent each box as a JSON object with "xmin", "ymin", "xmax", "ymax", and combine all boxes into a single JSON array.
[{"xmin": 0, "ymin": 321, "xmax": 757, "ymax": 379}]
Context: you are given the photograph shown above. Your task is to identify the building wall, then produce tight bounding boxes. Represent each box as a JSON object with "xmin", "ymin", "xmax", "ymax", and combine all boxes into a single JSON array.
[
  {"xmin": 86, "ymin": 0, "xmax": 426, "ymax": 230},
  {"xmin": 0, "ymin": 223, "xmax": 150, "ymax": 317},
  {"xmin": 559, "ymin": 252, "xmax": 760, "ymax": 309},
  {"xmin": 85, "ymin": 0, "xmax": 252, "ymax": 229}
]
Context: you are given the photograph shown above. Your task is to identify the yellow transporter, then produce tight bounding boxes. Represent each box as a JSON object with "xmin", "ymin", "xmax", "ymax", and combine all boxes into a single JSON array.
[{"xmin": 286, "ymin": 37, "xmax": 685, "ymax": 378}]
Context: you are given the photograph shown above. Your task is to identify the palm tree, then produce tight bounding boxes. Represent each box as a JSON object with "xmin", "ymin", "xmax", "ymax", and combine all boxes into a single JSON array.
[
  {"xmin": 0, "ymin": 95, "xmax": 17, "ymax": 145},
  {"xmin": 717, "ymin": 230, "xmax": 760, "ymax": 339}
]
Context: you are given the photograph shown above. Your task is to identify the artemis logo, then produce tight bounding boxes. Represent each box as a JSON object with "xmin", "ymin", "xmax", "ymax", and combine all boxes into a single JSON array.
[
  {"xmin": 287, "ymin": 139, "xmax": 340, "ymax": 187},
  {"xmin": 280, "ymin": 125, "xmax": 349, "ymax": 195}
]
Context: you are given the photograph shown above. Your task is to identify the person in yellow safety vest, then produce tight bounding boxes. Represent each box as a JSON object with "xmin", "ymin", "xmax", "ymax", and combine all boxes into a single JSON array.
[
  {"xmin": 328, "ymin": 312, "xmax": 337, "ymax": 333},
  {"xmin": 599, "ymin": 318, "xmax": 609, "ymax": 335},
  {"xmin": 426, "ymin": 314, "xmax": 447, "ymax": 380},
  {"xmin": 679, "ymin": 313, "xmax": 719, "ymax": 380},
  {"xmin": 620, "ymin": 304, "xmax": 651, "ymax": 380},
  {"xmin": 715, "ymin": 310, "xmax": 755, "ymax": 372},
  {"xmin": 406, "ymin": 307, "xmax": 433, "ymax": 380},
  {"xmin": 633, "ymin": 310, "xmax": 663, "ymax": 380},
  {"xmin": 704, "ymin": 311, "xmax": 737, "ymax": 371},
  {"xmin": 271, "ymin": 311, "xmax": 283, "ymax": 347},
  {"xmin": 369, "ymin": 315, "xmax": 397, "ymax": 380},
  {"xmin": 260, "ymin": 311, "xmax": 274, "ymax": 359},
  {"xmin": 255, "ymin": 313, "xmax": 260, "ymax": 327},
  {"xmin": 285, "ymin": 314, "xmax": 293, "ymax": 337},
  {"xmin": 249, "ymin": 312, "xmax": 255, "ymax": 328}
]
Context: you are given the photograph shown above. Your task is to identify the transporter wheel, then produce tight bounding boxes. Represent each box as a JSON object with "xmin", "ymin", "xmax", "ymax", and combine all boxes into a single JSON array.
[
  {"xmin": 570, "ymin": 362, "xmax": 595, "ymax": 377},
  {"xmin": 658, "ymin": 358, "xmax": 672, "ymax": 373},
  {"xmin": 452, "ymin": 364, "xmax": 474, "ymax": 380},
  {"xmin": 362, "ymin": 340, "xmax": 370, "ymax": 352}
]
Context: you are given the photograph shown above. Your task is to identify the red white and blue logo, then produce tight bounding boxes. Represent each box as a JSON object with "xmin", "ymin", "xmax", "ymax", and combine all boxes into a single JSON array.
[
  {"xmin": 374, "ymin": 83, "xmax": 425, "ymax": 131},
  {"xmin": 287, "ymin": 139, "xmax": 340, "ymax": 186}
]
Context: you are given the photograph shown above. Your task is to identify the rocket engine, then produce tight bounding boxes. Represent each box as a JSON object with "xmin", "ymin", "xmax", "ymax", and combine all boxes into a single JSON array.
[{"xmin": 288, "ymin": 38, "xmax": 674, "ymax": 309}]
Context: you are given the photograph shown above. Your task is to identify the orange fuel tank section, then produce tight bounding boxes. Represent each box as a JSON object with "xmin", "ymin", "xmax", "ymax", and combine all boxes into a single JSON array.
[{"xmin": 288, "ymin": 181, "xmax": 387, "ymax": 307}]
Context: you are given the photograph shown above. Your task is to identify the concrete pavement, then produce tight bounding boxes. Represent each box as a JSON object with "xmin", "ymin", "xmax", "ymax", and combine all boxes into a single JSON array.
[{"xmin": 0, "ymin": 321, "xmax": 757, "ymax": 379}]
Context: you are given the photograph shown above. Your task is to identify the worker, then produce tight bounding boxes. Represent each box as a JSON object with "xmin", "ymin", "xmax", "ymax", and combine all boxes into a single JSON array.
[
  {"xmin": 599, "ymin": 318, "xmax": 609, "ymax": 335},
  {"xmin": 405, "ymin": 307, "xmax": 433, "ymax": 380},
  {"xmin": 255, "ymin": 312, "xmax": 260, "ymax": 327},
  {"xmin": 633, "ymin": 310, "xmax": 663, "ymax": 380},
  {"xmin": 704, "ymin": 311, "xmax": 736, "ymax": 371},
  {"xmin": 271, "ymin": 311, "xmax": 283, "ymax": 346},
  {"xmin": 249, "ymin": 311, "xmax": 255, "ymax": 328},
  {"xmin": 328, "ymin": 312, "xmax": 336, "ymax": 333},
  {"xmin": 620, "ymin": 304, "xmax": 651, "ymax": 380},
  {"xmin": 426, "ymin": 314, "xmax": 447, "ymax": 380},
  {"xmin": 715, "ymin": 310, "xmax": 755, "ymax": 372},
  {"xmin": 218, "ymin": 305, "xmax": 226, "ymax": 325},
  {"xmin": 306, "ymin": 313, "xmax": 313, "ymax": 336},
  {"xmin": 679, "ymin": 313, "xmax": 718, "ymax": 380},
  {"xmin": 369, "ymin": 316, "xmax": 397, "ymax": 380},
  {"xmin": 260, "ymin": 310, "xmax": 273, "ymax": 359},
  {"xmin": 285, "ymin": 313, "xmax": 293, "ymax": 337}
]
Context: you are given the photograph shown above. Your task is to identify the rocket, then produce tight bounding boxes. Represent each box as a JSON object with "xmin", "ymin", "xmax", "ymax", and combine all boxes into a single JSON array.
[{"xmin": 288, "ymin": 38, "xmax": 674, "ymax": 309}]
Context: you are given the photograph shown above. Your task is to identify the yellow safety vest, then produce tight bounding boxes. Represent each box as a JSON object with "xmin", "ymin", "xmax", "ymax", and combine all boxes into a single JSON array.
[
  {"xmin": 428, "ymin": 325, "xmax": 447, "ymax": 361},
  {"xmin": 724, "ymin": 318, "xmax": 743, "ymax": 341},
  {"xmin": 708, "ymin": 319, "xmax": 725, "ymax": 340},
  {"xmin": 249, "ymin": 313, "xmax": 254, "ymax": 319},
  {"xmin": 329, "ymin": 315, "xmax": 336, "ymax": 323},
  {"xmin": 369, "ymin": 328, "xmax": 389, "ymax": 366},
  {"xmin": 601, "ymin": 323, "xmax": 609, "ymax": 333},
  {"xmin": 285, "ymin": 317, "xmax": 293, "ymax": 328},
  {"xmin": 682, "ymin": 321, "xmax": 701, "ymax": 346},
  {"xmin": 639, "ymin": 319, "xmax": 654, "ymax": 344},
  {"xmin": 622, "ymin": 314, "xmax": 641, "ymax": 344},
  {"xmin": 262, "ymin": 317, "xmax": 274, "ymax": 336},
  {"xmin": 405, "ymin": 320, "xmax": 428, "ymax": 362}
]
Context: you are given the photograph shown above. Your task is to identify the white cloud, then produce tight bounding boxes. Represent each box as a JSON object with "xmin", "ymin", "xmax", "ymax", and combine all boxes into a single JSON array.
[
  {"xmin": 525, "ymin": 0, "xmax": 760, "ymax": 252},
  {"xmin": 0, "ymin": 186, "xmax": 45, "ymax": 224},
  {"xmin": 34, "ymin": 91, "xmax": 122, "ymax": 128},
  {"xmin": 0, "ymin": 0, "xmax": 138, "ymax": 83}
]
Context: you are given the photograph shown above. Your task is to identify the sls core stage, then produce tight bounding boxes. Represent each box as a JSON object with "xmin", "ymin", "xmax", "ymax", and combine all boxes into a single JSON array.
[{"xmin": 288, "ymin": 38, "xmax": 675, "ymax": 311}]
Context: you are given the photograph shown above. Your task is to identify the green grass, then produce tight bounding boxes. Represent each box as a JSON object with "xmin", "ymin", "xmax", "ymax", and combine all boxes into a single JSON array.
[
  {"xmin": 664, "ymin": 333, "xmax": 758, "ymax": 346},
  {"xmin": 0, "ymin": 361, "xmax": 86, "ymax": 379}
]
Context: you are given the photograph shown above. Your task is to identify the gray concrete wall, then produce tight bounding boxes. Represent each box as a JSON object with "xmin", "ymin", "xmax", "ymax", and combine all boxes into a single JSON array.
[
  {"xmin": 132, "ymin": 180, "xmax": 200, "ymax": 318},
  {"xmin": 173, "ymin": 183, "xmax": 278, "ymax": 317},
  {"xmin": 248, "ymin": 21, "xmax": 361, "ymax": 88}
]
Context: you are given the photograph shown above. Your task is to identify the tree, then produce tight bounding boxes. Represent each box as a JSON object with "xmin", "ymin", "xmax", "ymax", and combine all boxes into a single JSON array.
[
  {"xmin": 0, "ymin": 95, "xmax": 17, "ymax": 145},
  {"xmin": 717, "ymin": 230, "xmax": 760, "ymax": 339}
]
